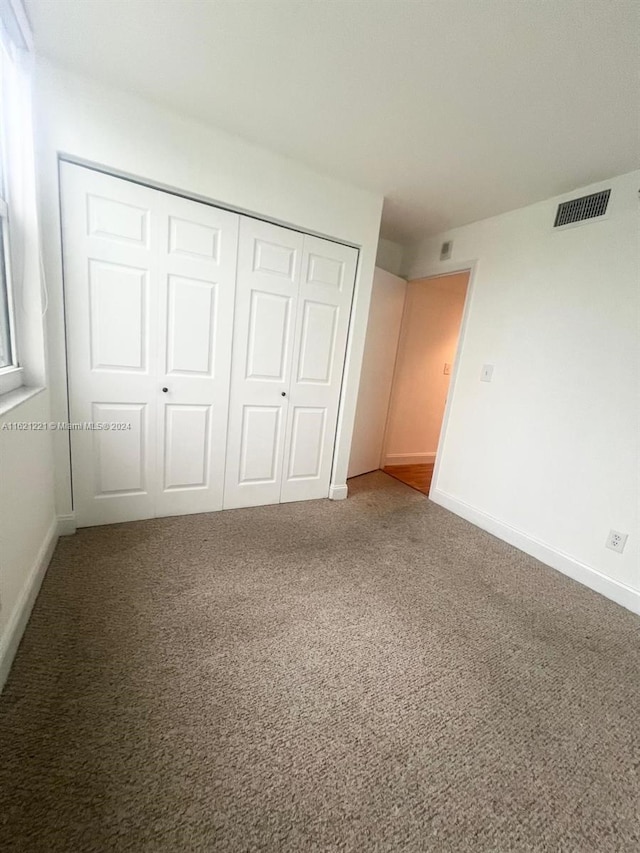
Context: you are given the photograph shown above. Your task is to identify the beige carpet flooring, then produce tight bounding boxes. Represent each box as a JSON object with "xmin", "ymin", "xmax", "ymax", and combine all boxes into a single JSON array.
[{"xmin": 0, "ymin": 471, "xmax": 638, "ymax": 852}]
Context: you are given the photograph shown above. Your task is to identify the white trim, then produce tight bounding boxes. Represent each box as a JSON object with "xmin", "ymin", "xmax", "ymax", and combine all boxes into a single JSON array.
[
  {"xmin": 0, "ymin": 518, "xmax": 57, "ymax": 693},
  {"xmin": 0, "ymin": 382, "xmax": 43, "ymax": 416},
  {"xmin": 384, "ymin": 452, "xmax": 436, "ymax": 466},
  {"xmin": 0, "ymin": 0, "xmax": 34, "ymax": 53},
  {"xmin": 409, "ymin": 257, "xmax": 479, "ymax": 282},
  {"xmin": 430, "ymin": 488, "xmax": 640, "ymax": 616},
  {"xmin": 329, "ymin": 484, "xmax": 348, "ymax": 501},
  {"xmin": 57, "ymin": 513, "xmax": 76, "ymax": 536},
  {"xmin": 58, "ymin": 155, "xmax": 360, "ymax": 250},
  {"xmin": 0, "ymin": 364, "xmax": 23, "ymax": 396}
]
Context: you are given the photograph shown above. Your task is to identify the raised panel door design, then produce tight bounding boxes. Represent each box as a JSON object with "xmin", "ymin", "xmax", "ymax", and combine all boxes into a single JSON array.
[
  {"xmin": 65, "ymin": 163, "xmax": 356, "ymax": 522},
  {"xmin": 306, "ymin": 253, "xmax": 344, "ymax": 290},
  {"xmin": 246, "ymin": 290, "xmax": 291, "ymax": 380},
  {"xmin": 89, "ymin": 260, "xmax": 147, "ymax": 372},
  {"xmin": 156, "ymin": 191, "xmax": 239, "ymax": 518},
  {"xmin": 92, "ymin": 403, "xmax": 147, "ymax": 496},
  {"xmin": 223, "ymin": 218, "xmax": 302, "ymax": 510},
  {"xmin": 166, "ymin": 275, "xmax": 216, "ymax": 376},
  {"xmin": 296, "ymin": 301, "xmax": 337, "ymax": 384},
  {"xmin": 87, "ymin": 194, "xmax": 149, "ymax": 245},
  {"xmin": 62, "ymin": 161, "xmax": 239, "ymax": 526},
  {"xmin": 163, "ymin": 404, "xmax": 211, "ymax": 490},
  {"xmin": 239, "ymin": 406, "xmax": 281, "ymax": 483},
  {"xmin": 169, "ymin": 216, "xmax": 220, "ymax": 261},
  {"xmin": 287, "ymin": 407, "xmax": 326, "ymax": 480},
  {"xmin": 253, "ymin": 239, "xmax": 296, "ymax": 279},
  {"xmin": 280, "ymin": 234, "xmax": 358, "ymax": 504}
]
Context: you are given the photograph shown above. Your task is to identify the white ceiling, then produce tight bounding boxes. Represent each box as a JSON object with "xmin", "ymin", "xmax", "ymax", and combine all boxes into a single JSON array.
[{"xmin": 25, "ymin": 0, "xmax": 639, "ymax": 243}]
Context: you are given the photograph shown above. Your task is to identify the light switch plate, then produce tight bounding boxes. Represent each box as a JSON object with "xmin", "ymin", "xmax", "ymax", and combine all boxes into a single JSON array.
[{"xmin": 480, "ymin": 364, "xmax": 494, "ymax": 382}]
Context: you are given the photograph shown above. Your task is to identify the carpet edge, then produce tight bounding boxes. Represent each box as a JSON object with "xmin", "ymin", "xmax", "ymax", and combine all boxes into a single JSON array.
[
  {"xmin": 430, "ymin": 488, "xmax": 640, "ymax": 616},
  {"xmin": 0, "ymin": 518, "xmax": 58, "ymax": 693}
]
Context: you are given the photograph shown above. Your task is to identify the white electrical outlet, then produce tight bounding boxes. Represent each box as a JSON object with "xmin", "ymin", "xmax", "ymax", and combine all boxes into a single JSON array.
[
  {"xmin": 606, "ymin": 530, "xmax": 628, "ymax": 554},
  {"xmin": 480, "ymin": 364, "xmax": 494, "ymax": 382}
]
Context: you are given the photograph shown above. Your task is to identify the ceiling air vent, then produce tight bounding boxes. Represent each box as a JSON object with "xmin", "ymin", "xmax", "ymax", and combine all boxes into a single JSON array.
[{"xmin": 554, "ymin": 189, "xmax": 610, "ymax": 227}]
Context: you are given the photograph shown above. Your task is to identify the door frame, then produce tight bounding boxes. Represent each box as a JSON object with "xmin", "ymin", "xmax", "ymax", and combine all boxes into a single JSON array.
[
  {"xmin": 57, "ymin": 155, "xmax": 361, "ymax": 518},
  {"xmin": 381, "ymin": 260, "xmax": 478, "ymax": 497}
]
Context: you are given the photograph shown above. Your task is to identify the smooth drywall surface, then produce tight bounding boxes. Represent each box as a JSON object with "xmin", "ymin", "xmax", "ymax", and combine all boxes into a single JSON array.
[
  {"xmin": 348, "ymin": 267, "xmax": 406, "ymax": 478},
  {"xmin": 375, "ymin": 237, "xmax": 405, "ymax": 276},
  {"xmin": 33, "ymin": 61, "xmax": 383, "ymax": 518},
  {"xmin": 0, "ymin": 45, "xmax": 57, "ymax": 687},
  {"xmin": 384, "ymin": 272, "xmax": 469, "ymax": 465},
  {"xmin": 0, "ymin": 391, "xmax": 57, "ymax": 687},
  {"xmin": 405, "ymin": 171, "xmax": 640, "ymax": 598}
]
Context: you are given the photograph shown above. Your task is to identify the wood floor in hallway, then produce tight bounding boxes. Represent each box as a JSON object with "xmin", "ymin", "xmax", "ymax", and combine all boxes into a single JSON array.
[{"xmin": 382, "ymin": 463, "xmax": 435, "ymax": 495}]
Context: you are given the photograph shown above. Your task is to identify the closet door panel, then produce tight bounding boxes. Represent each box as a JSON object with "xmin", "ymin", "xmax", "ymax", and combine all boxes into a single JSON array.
[
  {"xmin": 62, "ymin": 163, "xmax": 239, "ymax": 526},
  {"xmin": 280, "ymin": 235, "xmax": 358, "ymax": 503},
  {"xmin": 156, "ymin": 193, "xmax": 239, "ymax": 517},
  {"xmin": 223, "ymin": 218, "xmax": 302, "ymax": 509},
  {"xmin": 61, "ymin": 162, "xmax": 161, "ymax": 527}
]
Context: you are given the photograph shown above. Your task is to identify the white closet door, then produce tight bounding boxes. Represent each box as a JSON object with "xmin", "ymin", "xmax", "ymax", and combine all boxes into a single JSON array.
[
  {"xmin": 155, "ymin": 192, "xmax": 238, "ymax": 517},
  {"xmin": 61, "ymin": 162, "xmax": 239, "ymax": 526},
  {"xmin": 280, "ymin": 235, "xmax": 358, "ymax": 502},
  {"xmin": 223, "ymin": 218, "xmax": 302, "ymax": 509},
  {"xmin": 61, "ymin": 163, "xmax": 161, "ymax": 526}
]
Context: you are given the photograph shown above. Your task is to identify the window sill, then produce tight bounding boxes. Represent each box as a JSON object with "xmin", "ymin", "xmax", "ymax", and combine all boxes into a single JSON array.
[
  {"xmin": 0, "ymin": 366, "xmax": 24, "ymax": 396},
  {"xmin": 0, "ymin": 384, "xmax": 45, "ymax": 418}
]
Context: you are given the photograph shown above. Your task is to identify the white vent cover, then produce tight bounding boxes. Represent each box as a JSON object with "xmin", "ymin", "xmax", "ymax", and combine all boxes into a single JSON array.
[{"xmin": 554, "ymin": 190, "xmax": 610, "ymax": 227}]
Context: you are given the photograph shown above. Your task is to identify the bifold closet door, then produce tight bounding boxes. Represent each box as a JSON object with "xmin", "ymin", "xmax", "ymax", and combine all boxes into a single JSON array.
[
  {"xmin": 223, "ymin": 218, "xmax": 358, "ymax": 509},
  {"xmin": 280, "ymin": 234, "xmax": 358, "ymax": 503},
  {"xmin": 223, "ymin": 219, "xmax": 303, "ymax": 509},
  {"xmin": 61, "ymin": 162, "xmax": 239, "ymax": 527}
]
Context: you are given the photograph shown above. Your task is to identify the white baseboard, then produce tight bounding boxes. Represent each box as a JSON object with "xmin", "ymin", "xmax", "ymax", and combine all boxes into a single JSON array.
[
  {"xmin": 430, "ymin": 488, "xmax": 640, "ymax": 616},
  {"xmin": 57, "ymin": 513, "xmax": 76, "ymax": 536},
  {"xmin": 329, "ymin": 484, "xmax": 348, "ymax": 501},
  {"xmin": 384, "ymin": 452, "xmax": 437, "ymax": 466},
  {"xmin": 0, "ymin": 519, "xmax": 58, "ymax": 693}
]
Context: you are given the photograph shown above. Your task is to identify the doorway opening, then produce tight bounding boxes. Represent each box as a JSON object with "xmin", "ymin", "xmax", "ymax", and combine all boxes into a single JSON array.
[{"xmin": 381, "ymin": 269, "xmax": 471, "ymax": 495}]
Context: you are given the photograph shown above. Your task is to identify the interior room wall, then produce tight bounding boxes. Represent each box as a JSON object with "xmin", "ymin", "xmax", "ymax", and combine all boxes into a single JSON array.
[
  {"xmin": 383, "ymin": 272, "xmax": 469, "ymax": 466},
  {"xmin": 0, "ymin": 43, "xmax": 57, "ymax": 690},
  {"xmin": 0, "ymin": 391, "xmax": 57, "ymax": 690},
  {"xmin": 33, "ymin": 60, "xmax": 384, "ymax": 520},
  {"xmin": 404, "ymin": 171, "xmax": 640, "ymax": 613},
  {"xmin": 375, "ymin": 237, "xmax": 405, "ymax": 276},
  {"xmin": 348, "ymin": 267, "xmax": 406, "ymax": 478}
]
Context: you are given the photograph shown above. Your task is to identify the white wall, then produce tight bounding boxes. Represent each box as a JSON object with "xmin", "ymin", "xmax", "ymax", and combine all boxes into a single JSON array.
[
  {"xmin": 34, "ymin": 60, "xmax": 383, "ymax": 517},
  {"xmin": 405, "ymin": 171, "xmax": 640, "ymax": 613},
  {"xmin": 0, "ymin": 391, "xmax": 57, "ymax": 689},
  {"xmin": 348, "ymin": 267, "xmax": 406, "ymax": 478},
  {"xmin": 384, "ymin": 272, "xmax": 468, "ymax": 465},
  {"xmin": 0, "ymin": 44, "xmax": 57, "ymax": 690},
  {"xmin": 376, "ymin": 237, "xmax": 405, "ymax": 276}
]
